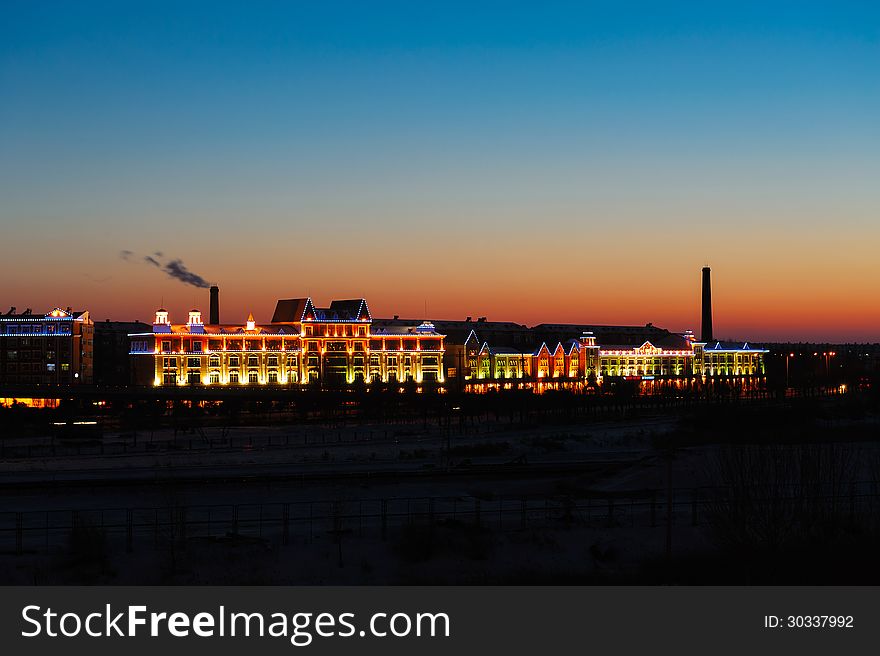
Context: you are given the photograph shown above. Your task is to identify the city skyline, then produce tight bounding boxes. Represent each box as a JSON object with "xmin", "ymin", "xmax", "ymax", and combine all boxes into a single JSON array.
[{"xmin": 2, "ymin": 2, "xmax": 878, "ymax": 342}]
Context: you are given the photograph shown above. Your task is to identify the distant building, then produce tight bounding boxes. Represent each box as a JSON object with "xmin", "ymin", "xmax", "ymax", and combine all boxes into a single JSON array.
[
  {"xmin": 455, "ymin": 325, "xmax": 766, "ymax": 391},
  {"xmin": 128, "ymin": 267, "xmax": 769, "ymax": 392},
  {"xmin": 94, "ymin": 320, "xmax": 151, "ymax": 386},
  {"xmin": 129, "ymin": 298, "xmax": 446, "ymax": 387},
  {"xmin": 0, "ymin": 307, "xmax": 94, "ymax": 385},
  {"xmin": 374, "ymin": 266, "xmax": 768, "ymax": 390}
]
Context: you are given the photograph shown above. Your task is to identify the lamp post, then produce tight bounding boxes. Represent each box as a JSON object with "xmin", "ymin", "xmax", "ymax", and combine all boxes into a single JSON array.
[{"xmin": 785, "ymin": 352, "xmax": 794, "ymax": 392}]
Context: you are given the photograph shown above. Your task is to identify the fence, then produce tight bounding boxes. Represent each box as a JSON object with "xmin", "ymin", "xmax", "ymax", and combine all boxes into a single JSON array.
[
  {"xmin": 3, "ymin": 482, "xmax": 880, "ymax": 556},
  {"xmin": 0, "ymin": 423, "xmax": 536, "ymax": 460}
]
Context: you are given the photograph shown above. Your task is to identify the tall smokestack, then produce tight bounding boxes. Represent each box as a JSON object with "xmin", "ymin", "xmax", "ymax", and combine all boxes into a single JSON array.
[
  {"xmin": 209, "ymin": 285, "xmax": 220, "ymax": 325},
  {"xmin": 701, "ymin": 266, "xmax": 713, "ymax": 343}
]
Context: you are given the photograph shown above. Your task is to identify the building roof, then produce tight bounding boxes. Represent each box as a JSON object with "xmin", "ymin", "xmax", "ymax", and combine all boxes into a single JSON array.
[
  {"xmin": 373, "ymin": 317, "xmax": 530, "ymax": 344},
  {"xmin": 480, "ymin": 344, "xmax": 524, "ymax": 356},
  {"xmin": 328, "ymin": 299, "xmax": 371, "ymax": 321},
  {"xmin": 271, "ymin": 298, "xmax": 371, "ymax": 323},
  {"xmin": 271, "ymin": 298, "xmax": 312, "ymax": 323},
  {"xmin": 0, "ymin": 308, "xmax": 88, "ymax": 321},
  {"xmin": 371, "ymin": 321, "xmax": 445, "ymax": 337},
  {"xmin": 703, "ymin": 340, "xmax": 768, "ymax": 352}
]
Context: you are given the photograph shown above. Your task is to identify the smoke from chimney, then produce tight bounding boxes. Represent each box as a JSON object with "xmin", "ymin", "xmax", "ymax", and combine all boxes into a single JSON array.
[
  {"xmin": 209, "ymin": 285, "xmax": 220, "ymax": 325},
  {"xmin": 701, "ymin": 266, "xmax": 713, "ymax": 342},
  {"xmin": 120, "ymin": 250, "xmax": 211, "ymax": 289}
]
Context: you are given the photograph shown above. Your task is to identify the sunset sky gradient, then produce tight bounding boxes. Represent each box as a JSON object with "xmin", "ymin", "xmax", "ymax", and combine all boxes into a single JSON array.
[{"xmin": 2, "ymin": 1, "xmax": 878, "ymax": 341}]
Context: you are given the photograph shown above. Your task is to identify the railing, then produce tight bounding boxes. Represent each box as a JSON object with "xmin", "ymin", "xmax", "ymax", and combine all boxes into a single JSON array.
[{"xmin": 2, "ymin": 484, "xmax": 878, "ymax": 556}]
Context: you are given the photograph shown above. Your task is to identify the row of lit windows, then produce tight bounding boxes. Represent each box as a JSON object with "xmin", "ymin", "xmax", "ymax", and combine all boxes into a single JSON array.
[
  {"xmin": 304, "ymin": 324, "xmax": 368, "ymax": 337},
  {"xmin": 159, "ymin": 370, "xmax": 443, "ymax": 386},
  {"xmin": 2, "ymin": 362, "xmax": 71, "ymax": 373},
  {"xmin": 603, "ymin": 357, "xmax": 687, "ymax": 365},
  {"xmin": 0, "ymin": 324, "xmax": 73, "ymax": 335},
  {"xmin": 151, "ymin": 338, "xmax": 442, "ymax": 353},
  {"xmin": 3, "ymin": 349, "xmax": 67, "ymax": 360}
]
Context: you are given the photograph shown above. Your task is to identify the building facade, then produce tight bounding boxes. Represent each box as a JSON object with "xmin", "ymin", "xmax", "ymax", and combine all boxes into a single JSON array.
[
  {"xmin": 128, "ymin": 267, "xmax": 768, "ymax": 393},
  {"xmin": 94, "ymin": 320, "xmax": 151, "ymax": 386},
  {"xmin": 0, "ymin": 308, "xmax": 94, "ymax": 385},
  {"xmin": 461, "ymin": 326, "xmax": 767, "ymax": 390},
  {"xmin": 129, "ymin": 298, "xmax": 446, "ymax": 387}
]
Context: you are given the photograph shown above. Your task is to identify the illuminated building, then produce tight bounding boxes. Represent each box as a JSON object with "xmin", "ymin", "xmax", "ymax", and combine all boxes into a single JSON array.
[
  {"xmin": 0, "ymin": 307, "xmax": 94, "ymax": 385},
  {"xmin": 127, "ymin": 268, "xmax": 768, "ymax": 392},
  {"xmin": 417, "ymin": 266, "xmax": 767, "ymax": 390},
  {"xmin": 457, "ymin": 327, "xmax": 766, "ymax": 390},
  {"xmin": 129, "ymin": 298, "xmax": 446, "ymax": 387}
]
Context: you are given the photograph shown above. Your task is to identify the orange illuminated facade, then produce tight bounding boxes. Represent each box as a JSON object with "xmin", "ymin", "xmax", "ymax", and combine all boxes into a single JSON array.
[
  {"xmin": 129, "ymin": 280, "xmax": 768, "ymax": 393},
  {"xmin": 129, "ymin": 298, "xmax": 446, "ymax": 387},
  {"xmin": 462, "ymin": 328, "xmax": 767, "ymax": 390}
]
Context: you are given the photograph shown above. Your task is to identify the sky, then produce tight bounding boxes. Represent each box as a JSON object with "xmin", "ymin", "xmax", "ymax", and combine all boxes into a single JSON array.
[{"xmin": 1, "ymin": 1, "xmax": 878, "ymax": 342}]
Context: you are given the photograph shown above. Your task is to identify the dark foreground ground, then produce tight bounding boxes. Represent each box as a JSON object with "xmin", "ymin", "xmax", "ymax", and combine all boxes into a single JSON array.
[{"xmin": 2, "ymin": 392, "xmax": 879, "ymax": 584}]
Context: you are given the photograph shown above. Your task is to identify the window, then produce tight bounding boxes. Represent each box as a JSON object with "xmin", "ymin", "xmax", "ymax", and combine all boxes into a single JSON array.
[
  {"xmin": 248, "ymin": 371, "xmax": 259, "ymax": 383},
  {"xmin": 267, "ymin": 355, "xmax": 278, "ymax": 366},
  {"xmin": 268, "ymin": 371, "xmax": 278, "ymax": 383},
  {"xmin": 229, "ymin": 356, "xmax": 239, "ymax": 367},
  {"xmin": 192, "ymin": 341, "xmax": 203, "ymax": 352},
  {"xmin": 248, "ymin": 355, "xmax": 259, "ymax": 367},
  {"xmin": 162, "ymin": 340, "xmax": 171, "ymax": 352},
  {"xmin": 209, "ymin": 355, "xmax": 221, "ymax": 367},
  {"xmin": 229, "ymin": 370, "xmax": 239, "ymax": 383},
  {"xmin": 187, "ymin": 357, "xmax": 200, "ymax": 368},
  {"xmin": 209, "ymin": 372, "xmax": 220, "ymax": 384},
  {"xmin": 61, "ymin": 363, "xmax": 70, "ymax": 371},
  {"xmin": 46, "ymin": 363, "xmax": 56, "ymax": 372}
]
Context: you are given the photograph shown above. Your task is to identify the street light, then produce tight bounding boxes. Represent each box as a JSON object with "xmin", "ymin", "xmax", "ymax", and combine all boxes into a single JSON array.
[{"xmin": 786, "ymin": 352, "xmax": 795, "ymax": 390}]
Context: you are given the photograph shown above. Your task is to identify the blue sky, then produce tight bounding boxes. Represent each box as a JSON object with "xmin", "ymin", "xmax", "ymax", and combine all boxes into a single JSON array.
[{"xmin": 1, "ymin": 1, "xmax": 878, "ymax": 340}]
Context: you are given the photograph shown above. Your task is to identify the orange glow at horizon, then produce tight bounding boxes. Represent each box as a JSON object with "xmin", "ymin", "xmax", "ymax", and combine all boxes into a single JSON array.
[{"xmin": 2, "ymin": 224, "xmax": 878, "ymax": 344}]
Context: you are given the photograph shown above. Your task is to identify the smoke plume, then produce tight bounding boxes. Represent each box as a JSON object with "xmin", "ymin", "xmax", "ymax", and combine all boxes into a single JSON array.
[{"xmin": 119, "ymin": 250, "xmax": 211, "ymax": 289}]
